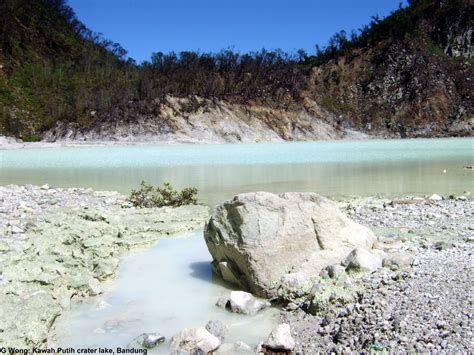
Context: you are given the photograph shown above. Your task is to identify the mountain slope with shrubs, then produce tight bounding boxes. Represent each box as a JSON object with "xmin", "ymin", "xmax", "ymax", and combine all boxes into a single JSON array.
[{"xmin": 0, "ymin": 0, "xmax": 472, "ymax": 142}]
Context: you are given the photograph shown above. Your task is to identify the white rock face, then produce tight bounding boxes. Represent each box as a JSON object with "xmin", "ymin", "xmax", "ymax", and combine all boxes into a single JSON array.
[
  {"xmin": 228, "ymin": 291, "xmax": 271, "ymax": 315},
  {"xmin": 264, "ymin": 323, "xmax": 295, "ymax": 351},
  {"xmin": 204, "ymin": 192, "xmax": 376, "ymax": 297},
  {"xmin": 344, "ymin": 248, "xmax": 384, "ymax": 273},
  {"xmin": 42, "ymin": 97, "xmax": 367, "ymax": 144},
  {"xmin": 428, "ymin": 194, "xmax": 444, "ymax": 201},
  {"xmin": 170, "ymin": 327, "xmax": 221, "ymax": 353}
]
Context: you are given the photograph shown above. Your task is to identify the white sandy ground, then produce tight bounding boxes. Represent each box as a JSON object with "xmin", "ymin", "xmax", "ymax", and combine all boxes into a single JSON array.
[{"xmin": 0, "ymin": 130, "xmax": 371, "ymax": 150}]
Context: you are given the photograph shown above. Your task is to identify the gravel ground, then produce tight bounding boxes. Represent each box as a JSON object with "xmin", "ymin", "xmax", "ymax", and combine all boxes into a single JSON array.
[{"xmin": 283, "ymin": 196, "xmax": 474, "ymax": 353}]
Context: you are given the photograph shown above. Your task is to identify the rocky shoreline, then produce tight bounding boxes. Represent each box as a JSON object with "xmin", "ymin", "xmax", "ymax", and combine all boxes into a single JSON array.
[
  {"xmin": 283, "ymin": 195, "xmax": 473, "ymax": 353},
  {"xmin": 0, "ymin": 185, "xmax": 472, "ymax": 353},
  {"xmin": 0, "ymin": 185, "xmax": 209, "ymax": 348}
]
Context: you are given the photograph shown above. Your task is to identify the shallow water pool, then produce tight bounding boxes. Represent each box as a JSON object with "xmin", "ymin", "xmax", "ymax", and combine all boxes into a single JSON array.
[{"xmin": 54, "ymin": 229, "xmax": 279, "ymax": 352}]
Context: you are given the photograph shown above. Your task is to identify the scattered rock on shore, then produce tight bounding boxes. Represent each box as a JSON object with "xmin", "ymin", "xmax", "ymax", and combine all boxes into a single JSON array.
[
  {"xmin": 283, "ymin": 196, "xmax": 473, "ymax": 353},
  {"xmin": 262, "ymin": 323, "xmax": 295, "ymax": 352},
  {"xmin": 205, "ymin": 320, "xmax": 228, "ymax": 341},
  {"xmin": 128, "ymin": 333, "xmax": 165, "ymax": 349},
  {"xmin": 228, "ymin": 291, "xmax": 271, "ymax": 315},
  {"xmin": 170, "ymin": 327, "xmax": 221, "ymax": 354}
]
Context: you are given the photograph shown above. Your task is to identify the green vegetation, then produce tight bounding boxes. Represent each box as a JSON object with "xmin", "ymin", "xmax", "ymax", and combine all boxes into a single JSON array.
[
  {"xmin": 320, "ymin": 96, "xmax": 354, "ymax": 114},
  {"xmin": 0, "ymin": 0, "xmax": 471, "ymax": 138},
  {"xmin": 128, "ymin": 181, "xmax": 198, "ymax": 208}
]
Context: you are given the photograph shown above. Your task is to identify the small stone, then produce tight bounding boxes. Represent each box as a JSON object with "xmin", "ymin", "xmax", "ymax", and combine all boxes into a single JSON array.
[
  {"xmin": 216, "ymin": 297, "xmax": 229, "ymax": 309},
  {"xmin": 11, "ymin": 225, "xmax": 24, "ymax": 234},
  {"xmin": 170, "ymin": 327, "xmax": 221, "ymax": 354},
  {"xmin": 128, "ymin": 333, "xmax": 165, "ymax": 349},
  {"xmin": 434, "ymin": 241, "xmax": 453, "ymax": 251},
  {"xmin": 229, "ymin": 291, "xmax": 270, "ymax": 315},
  {"xmin": 383, "ymin": 252, "xmax": 415, "ymax": 270},
  {"xmin": 344, "ymin": 248, "xmax": 383, "ymax": 273},
  {"xmin": 428, "ymin": 194, "xmax": 443, "ymax": 201},
  {"xmin": 205, "ymin": 320, "xmax": 228, "ymax": 341},
  {"xmin": 325, "ymin": 264, "xmax": 346, "ymax": 278},
  {"xmin": 263, "ymin": 323, "xmax": 295, "ymax": 351}
]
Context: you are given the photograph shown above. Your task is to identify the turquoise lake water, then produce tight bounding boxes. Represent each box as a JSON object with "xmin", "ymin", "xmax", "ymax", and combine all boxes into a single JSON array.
[{"xmin": 1, "ymin": 138, "xmax": 473, "ymax": 204}]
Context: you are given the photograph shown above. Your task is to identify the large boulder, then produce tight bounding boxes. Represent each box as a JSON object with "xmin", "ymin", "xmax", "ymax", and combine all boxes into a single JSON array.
[{"xmin": 204, "ymin": 192, "xmax": 376, "ymax": 297}]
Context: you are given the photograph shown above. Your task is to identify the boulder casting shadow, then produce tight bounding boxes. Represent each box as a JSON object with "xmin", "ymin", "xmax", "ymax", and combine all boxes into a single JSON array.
[{"xmin": 203, "ymin": 192, "xmax": 377, "ymax": 298}]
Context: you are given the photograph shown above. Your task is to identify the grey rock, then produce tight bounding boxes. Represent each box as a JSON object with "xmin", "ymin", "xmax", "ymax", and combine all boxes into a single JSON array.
[
  {"xmin": 428, "ymin": 194, "xmax": 443, "ymax": 201},
  {"xmin": 216, "ymin": 297, "xmax": 229, "ymax": 309},
  {"xmin": 229, "ymin": 291, "xmax": 270, "ymax": 315},
  {"xmin": 277, "ymin": 272, "xmax": 313, "ymax": 301},
  {"xmin": 344, "ymin": 248, "xmax": 383, "ymax": 273},
  {"xmin": 204, "ymin": 192, "xmax": 376, "ymax": 297},
  {"xmin": 434, "ymin": 241, "xmax": 454, "ymax": 251},
  {"xmin": 382, "ymin": 252, "xmax": 415, "ymax": 270},
  {"xmin": 170, "ymin": 327, "xmax": 221, "ymax": 354},
  {"xmin": 128, "ymin": 333, "xmax": 165, "ymax": 349},
  {"xmin": 325, "ymin": 264, "xmax": 346, "ymax": 278},
  {"xmin": 205, "ymin": 320, "xmax": 228, "ymax": 341},
  {"xmin": 263, "ymin": 323, "xmax": 295, "ymax": 351},
  {"xmin": 11, "ymin": 225, "xmax": 24, "ymax": 234}
]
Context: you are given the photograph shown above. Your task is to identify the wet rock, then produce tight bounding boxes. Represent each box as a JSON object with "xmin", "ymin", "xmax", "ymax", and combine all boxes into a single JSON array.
[
  {"xmin": 215, "ymin": 341, "xmax": 253, "ymax": 354},
  {"xmin": 170, "ymin": 327, "xmax": 221, "ymax": 354},
  {"xmin": 216, "ymin": 297, "xmax": 230, "ymax": 309},
  {"xmin": 229, "ymin": 291, "xmax": 271, "ymax": 315},
  {"xmin": 128, "ymin": 333, "xmax": 165, "ymax": 349},
  {"xmin": 205, "ymin": 320, "xmax": 228, "ymax": 341},
  {"xmin": 215, "ymin": 261, "xmax": 241, "ymax": 285},
  {"xmin": 263, "ymin": 323, "xmax": 295, "ymax": 352},
  {"xmin": 204, "ymin": 192, "xmax": 376, "ymax": 297},
  {"xmin": 344, "ymin": 248, "xmax": 383, "ymax": 273}
]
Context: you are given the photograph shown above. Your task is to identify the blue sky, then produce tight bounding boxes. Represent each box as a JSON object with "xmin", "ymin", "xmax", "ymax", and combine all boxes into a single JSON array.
[{"xmin": 68, "ymin": 0, "xmax": 408, "ymax": 63}]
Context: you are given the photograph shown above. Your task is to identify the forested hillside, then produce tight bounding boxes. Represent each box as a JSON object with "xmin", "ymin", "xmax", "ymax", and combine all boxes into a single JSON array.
[{"xmin": 0, "ymin": 0, "xmax": 472, "ymax": 141}]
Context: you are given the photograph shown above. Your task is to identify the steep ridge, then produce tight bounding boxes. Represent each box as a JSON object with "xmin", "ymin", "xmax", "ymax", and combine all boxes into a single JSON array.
[
  {"xmin": 42, "ymin": 96, "xmax": 367, "ymax": 143},
  {"xmin": 0, "ymin": 0, "xmax": 472, "ymax": 143}
]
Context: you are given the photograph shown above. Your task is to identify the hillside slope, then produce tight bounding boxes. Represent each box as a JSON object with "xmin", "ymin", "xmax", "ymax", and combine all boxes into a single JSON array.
[
  {"xmin": 0, "ymin": 0, "xmax": 472, "ymax": 143},
  {"xmin": 306, "ymin": 0, "xmax": 473, "ymax": 137}
]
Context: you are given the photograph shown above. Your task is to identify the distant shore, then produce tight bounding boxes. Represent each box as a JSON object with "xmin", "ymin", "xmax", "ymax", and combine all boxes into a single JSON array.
[{"xmin": 0, "ymin": 132, "xmax": 374, "ymax": 150}]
